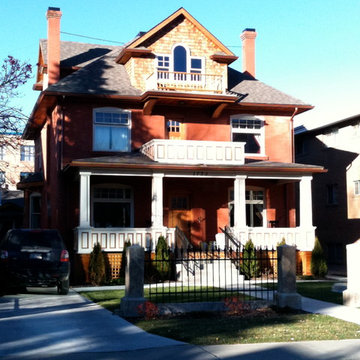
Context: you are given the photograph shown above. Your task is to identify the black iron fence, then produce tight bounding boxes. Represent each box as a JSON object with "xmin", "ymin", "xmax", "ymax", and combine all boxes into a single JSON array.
[{"xmin": 144, "ymin": 242, "xmax": 278, "ymax": 305}]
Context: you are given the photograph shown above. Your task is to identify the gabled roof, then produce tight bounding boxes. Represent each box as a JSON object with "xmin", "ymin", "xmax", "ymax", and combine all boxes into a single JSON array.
[
  {"xmin": 45, "ymin": 48, "xmax": 141, "ymax": 96},
  {"xmin": 39, "ymin": 39, "xmax": 120, "ymax": 68},
  {"xmin": 228, "ymin": 68, "xmax": 308, "ymax": 106},
  {"xmin": 127, "ymin": 7, "xmax": 235, "ymax": 56}
]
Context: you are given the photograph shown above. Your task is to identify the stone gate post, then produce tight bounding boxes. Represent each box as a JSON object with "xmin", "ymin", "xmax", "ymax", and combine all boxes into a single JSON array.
[
  {"xmin": 343, "ymin": 240, "xmax": 360, "ymax": 307},
  {"xmin": 119, "ymin": 245, "xmax": 146, "ymax": 317},
  {"xmin": 277, "ymin": 245, "xmax": 301, "ymax": 309}
]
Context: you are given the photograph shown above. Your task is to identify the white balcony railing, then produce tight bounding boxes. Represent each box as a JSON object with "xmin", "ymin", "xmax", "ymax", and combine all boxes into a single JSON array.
[
  {"xmin": 75, "ymin": 227, "xmax": 176, "ymax": 254},
  {"xmin": 146, "ymin": 70, "xmax": 225, "ymax": 94},
  {"xmin": 141, "ymin": 139, "xmax": 245, "ymax": 165}
]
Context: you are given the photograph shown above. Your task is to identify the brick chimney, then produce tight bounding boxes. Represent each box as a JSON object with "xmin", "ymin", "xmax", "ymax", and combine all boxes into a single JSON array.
[
  {"xmin": 240, "ymin": 28, "xmax": 257, "ymax": 78},
  {"xmin": 46, "ymin": 7, "xmax": 62, "ymax": 87}
]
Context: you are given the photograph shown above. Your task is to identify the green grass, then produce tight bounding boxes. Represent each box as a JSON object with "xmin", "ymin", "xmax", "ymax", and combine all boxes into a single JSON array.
[
  {"xmin": 79, "ymin": 287, "xmax": 250, "ymax": 311},
  {"xmin": 296, "ymin": 281, "xmax": 343, "ymax": 304},
  {"xmin": 130, "ymin": 309, "xmax": 360, "ymax": 344}
]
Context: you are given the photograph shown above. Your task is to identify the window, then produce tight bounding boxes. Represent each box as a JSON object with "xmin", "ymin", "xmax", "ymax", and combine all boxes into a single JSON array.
[
  {"xmin": 167, "ymin": 120, "xmax": 180, "ymax": 133},
  {"xmin": 231, "ymin": 116, "xmax": 264, "ymax": 154},
  {"xmin": 20, "ymin": 145, "xmax": 35, "ymax": 162},
  {"xmin": 229, "ymin": 188, "xmax": 264, "ymax": 227},
  {"xmin": 20, "ymin": 172, "xmax": 33, "ymax": 181},
  {"xmin": 0, "ymin": 171, "xmax": 5, "ymax": 185},
  {"xmin": 92, "ymin": 185, "xmax": 133, "ymax": 227},
  {"xmin": 30, "ymin": 193, "xmax": 41, "ymax": 228},
  {"xmin": 93, "ymin": 108, "xmax": 131, "ymax": 152},
  {"xmin": 327, "ymin": 184, "xmax": 338, "ymax": 205},
  {"xmin": 0, "ymin": 146, "xmax": 5, "ymax": 160},
  {"xmin": 354, "ymin": 180, "xmax": 360, "ymax": 196}
]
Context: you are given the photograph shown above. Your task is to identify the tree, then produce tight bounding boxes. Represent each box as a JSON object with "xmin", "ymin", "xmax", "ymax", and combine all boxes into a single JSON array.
[
  {"xmin": 0, "ymin": 56, "xmax": 32, "ymax": 137},
  {"xmin": 0, "ymin": 56, "xmax": 32, "ymax": 187}
]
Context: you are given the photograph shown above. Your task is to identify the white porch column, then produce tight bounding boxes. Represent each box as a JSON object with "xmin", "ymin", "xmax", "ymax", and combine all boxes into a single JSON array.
[
  {"xmin": 151, "ymin": 173, "xmax": 164, "ymax": 228},
  {"xmin": 299, "ymin": 176, "xmax": 313, "ymax": 228},
  {"xmin": 79, "ymin": 172, "xmax": 91, "ymax": 228},
  {"xmin": 234, "ymin": 175, "xmax": 247, "ymax": 229}
]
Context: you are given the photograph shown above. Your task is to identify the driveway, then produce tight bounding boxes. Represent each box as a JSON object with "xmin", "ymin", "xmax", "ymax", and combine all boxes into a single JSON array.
[{"xmin": 0, "ymin": 288, "xmax": 185, "ymax": 359}]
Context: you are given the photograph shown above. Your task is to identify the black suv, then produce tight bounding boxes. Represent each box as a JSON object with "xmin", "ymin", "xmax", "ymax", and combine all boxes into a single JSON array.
[{"xmin": 0, "ymin": 229, "xmax": 70, "ymax": 295}]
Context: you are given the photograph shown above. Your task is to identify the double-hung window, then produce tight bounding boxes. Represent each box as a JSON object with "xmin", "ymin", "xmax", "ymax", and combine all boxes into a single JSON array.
[
  {"xmin": 231, "ymin": 116, "xmax": 264, "ymax": 155},
  {"xmin": 93, "ymin": 108, "xmax": 131, "ymax": 152},
  {"xmin": 354, "ymin": 180, "xmax": 360, "ymax": 196},
  {"xmin": 20, "ymin": 145, "xmax": 35, "ymax": 162},
  {"xmin": 0, "ymin": 146, "xmax": 5, "ymax": 161},
  {"xmin": 157, "ymin": 55, "xmax": 170, "ymax": 80}
]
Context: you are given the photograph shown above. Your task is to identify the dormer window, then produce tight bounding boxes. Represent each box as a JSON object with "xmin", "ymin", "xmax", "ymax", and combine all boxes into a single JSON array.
[
  {"xmin": 231, "ymin": 115, "xmax": 264, "ymax": 155},
  {"xmin": 93, "ymin": 108, "xmax": 131, "ymax": 152}
]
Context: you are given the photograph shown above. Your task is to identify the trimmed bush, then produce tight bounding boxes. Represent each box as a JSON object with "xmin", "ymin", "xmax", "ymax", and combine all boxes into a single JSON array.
[
  {"xmin": 88, "ymin": 242, "xmax": 106, "ymax": 285},
  {"xmin": 154, "ymin": 236, "xmax": 170, "ymax": 280},
  {"xmin": 311, "ymin": 237, "xmax": 328, "ymax": 278},
  {"xmin": 240, "ymin": 239, "xmax": 260, "ymax": 280}
]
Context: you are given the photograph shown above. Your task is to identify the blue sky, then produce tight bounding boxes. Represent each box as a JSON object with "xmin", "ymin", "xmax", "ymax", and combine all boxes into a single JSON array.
[{"xmin": 1, "ymin": 0, "xmax": 359, "ymax": 129}]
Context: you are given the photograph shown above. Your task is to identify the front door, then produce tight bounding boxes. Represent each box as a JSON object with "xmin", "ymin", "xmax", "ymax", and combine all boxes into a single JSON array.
[{"xmin": 168, "ymin": 195, "xmax": 191, "ymax": 240}]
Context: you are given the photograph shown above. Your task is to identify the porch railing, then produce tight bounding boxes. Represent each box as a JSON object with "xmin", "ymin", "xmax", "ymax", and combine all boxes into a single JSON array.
[
  {"xmin": 74, "ymin": 227, "xmax": 176, "ymax": 254},
  {"xmin": 145, "ymin": 70, "xmax": 225, "ymax": 94},
  {"xmin": 141, "ymin": 139, "xmax": 245, "ymax": 165}
]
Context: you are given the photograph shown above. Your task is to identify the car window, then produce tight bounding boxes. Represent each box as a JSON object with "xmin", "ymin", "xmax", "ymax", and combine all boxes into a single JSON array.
[{"xmin": 5, "ymin": 231, "xmax": 63, "ymax": 251}]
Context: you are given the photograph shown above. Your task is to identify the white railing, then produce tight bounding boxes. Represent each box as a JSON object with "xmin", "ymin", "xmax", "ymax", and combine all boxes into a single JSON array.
[
  {"xmin": 141, "ymin": 139, "xmax": 245, "ymax": 165},
  {"xmin": 225, "ymin": 227, "xmax": 316, "ymax": 252},
  {"xmin": 145, "ymin": 70, "xmax": 225, "ymax": 94},
  {"xmin": 75, "ymin": 227, "xmax": 175, "ymax": 254}
]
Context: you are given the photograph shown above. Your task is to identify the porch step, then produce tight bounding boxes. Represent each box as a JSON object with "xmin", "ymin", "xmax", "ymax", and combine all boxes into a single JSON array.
[{"xmin": 176, "ymin": 259, "xmax": 244, "ymax": 287}]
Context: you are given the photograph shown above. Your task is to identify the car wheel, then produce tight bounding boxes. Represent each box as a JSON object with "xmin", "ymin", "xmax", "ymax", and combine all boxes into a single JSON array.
[{"xmin": 57, "ymin": 279, "xmax": 69, "ymax": 295}]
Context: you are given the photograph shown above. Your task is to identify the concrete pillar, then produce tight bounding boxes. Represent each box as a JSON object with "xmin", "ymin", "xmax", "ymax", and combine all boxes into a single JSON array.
[
  {"xmin": 79, "ymin": 172, "xmax": 91, "ymax": 228},
  {"xmin": 277, "ymin": 245, "xmax": 301, "ymax": 309},
  {"xmin": 299, "ymin": 176, "xmax": 313, "ymax": 228},
  {"xmin": 234, "ymin": 175, "xmax": 247, "ymax": 229},
  {"xmin": 120, "ymin": 245, "xmax": 146, "ymax": 317},
  {"xmin": 151, "ymin": 173, "xmax": 164, "ymax": 228},
  {"xmin": 343, "ymin": 240, "xmax": 360, "ymax": 307}
]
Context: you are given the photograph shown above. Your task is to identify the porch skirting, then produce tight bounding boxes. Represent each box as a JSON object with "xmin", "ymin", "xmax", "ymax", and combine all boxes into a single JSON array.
[{"xmin": 72, "ymin": 250, "xmax": 313, "ymax": 285}]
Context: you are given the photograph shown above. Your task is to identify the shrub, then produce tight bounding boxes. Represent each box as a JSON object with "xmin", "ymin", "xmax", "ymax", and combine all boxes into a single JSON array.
[
  {"xmin": 119, "ymin": 240, "xmax": 131, "ymax": 279},
  {"xmin": 311, "ymin": 237, "xmax": 328, "ymax": 278},
  {"xmin": 240, "ymin": 239, "xmax": 260, "ymax": 280},
  {"xmin": 137, "ymin": 301, "xmax": 159, "ymax": 320},
  {"xmin": 154, "ymin": 236, "xmax": 170, "ymax": 280},
  {"xmin": 277, "ymin": 238, "xmax": 286, "ymax": 246},
  {"xmin": 88, "ymin": 242, "xmax": 106, "ymax": 285},
  {"xmin": 224, "ymin": 296, "xmax": 251, "ymax": 315}
]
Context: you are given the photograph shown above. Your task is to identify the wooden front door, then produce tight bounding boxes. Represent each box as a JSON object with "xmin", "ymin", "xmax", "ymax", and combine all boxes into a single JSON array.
[{"xmin": 168, "ymin": 195, "xmax": 191, "ymax": 240}]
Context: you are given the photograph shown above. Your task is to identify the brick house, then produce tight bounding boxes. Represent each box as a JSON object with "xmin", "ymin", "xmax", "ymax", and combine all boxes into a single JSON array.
[
  {"xmin": 21, "ymin": 7, "xmax": 324, "ymax": 283},
  {"xmin": 295, "ymin": 114, "xmax": 360, "ymax": 269}
]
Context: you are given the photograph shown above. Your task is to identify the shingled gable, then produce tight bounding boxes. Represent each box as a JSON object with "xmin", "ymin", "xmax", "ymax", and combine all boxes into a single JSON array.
[{"xmin": 116, "ymin": 7, "xmax": 237, "ymax": 65}]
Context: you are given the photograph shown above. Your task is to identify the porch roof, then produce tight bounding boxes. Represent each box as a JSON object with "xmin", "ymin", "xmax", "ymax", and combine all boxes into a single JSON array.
[{"xmin": 66, "ymin": 152, "xmax": 325, "ymax": 175}]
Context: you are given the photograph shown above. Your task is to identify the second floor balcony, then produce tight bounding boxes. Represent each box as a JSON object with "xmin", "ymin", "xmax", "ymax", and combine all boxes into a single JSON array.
[
  {"xmin": 141, "ymin": 139, "xmax": 245, "ymax": 165},
  {"xmin": 145, "ymin": 70, "xmax": 225, "ymax": 94}
]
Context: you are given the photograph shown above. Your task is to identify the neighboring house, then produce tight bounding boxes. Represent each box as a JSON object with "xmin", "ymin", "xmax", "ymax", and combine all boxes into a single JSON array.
[
  {"xmin": 20, "ymin": 7, "xmax": 324, "ymax": 283},
  {"xmin": 295, "ymin": 114, "xmax": 360, "ymax": 268},
  {"xmin": 0, "ymin": 134, "xmax": 35, "ymax": 237},
  {"xmin": 0, "ymin": 135, "xmax": 34, "ymax": 191}
]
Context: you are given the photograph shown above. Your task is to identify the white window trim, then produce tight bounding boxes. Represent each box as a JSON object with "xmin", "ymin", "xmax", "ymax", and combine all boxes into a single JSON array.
[
  {"xmin": 155, "ymin": 43, "xmax": 205, "ymax": 77},
  {"xmin": 228, "ymin": 186, "xmax": 266, "ymax": 227},
  {"xmin": 230, "ymin": 114, "xmax": 265, "ymax": 156},
  {"xmin": 93, "ymin": 107, "xmax": 131, "ymax": 152},
  {"xmin": 91, "ymin": 184, "xmax": 134, "ymax": 228}
]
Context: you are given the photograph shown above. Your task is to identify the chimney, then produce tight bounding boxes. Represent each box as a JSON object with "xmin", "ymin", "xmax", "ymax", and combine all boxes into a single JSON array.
[
  {"xmin": 240, "ymin": 28, "xmax": 257, "ymax": 78},
  {"xmin": 46, "ymin": 7, "xmax": 62, "ymax": 86}
]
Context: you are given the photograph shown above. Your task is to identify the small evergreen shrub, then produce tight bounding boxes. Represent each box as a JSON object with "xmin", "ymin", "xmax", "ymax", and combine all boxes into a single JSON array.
[
  {"xmin": 154, "ymin": 236, "xmax": 170, "ymax": 280},
  {"xmin": 277, "ymin": 238, "xmax": 286, "ymax": 247},
  {"xmin": 311, "ymin": 237, "xmax": 328, "ymax": 278},
  {"xmin": 240, "ymin": 239, "xmax": 260, "ymax": 280},
  {"xmin": 88, "ymin": 242, "xmax": 106, "ymax": 285}
]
